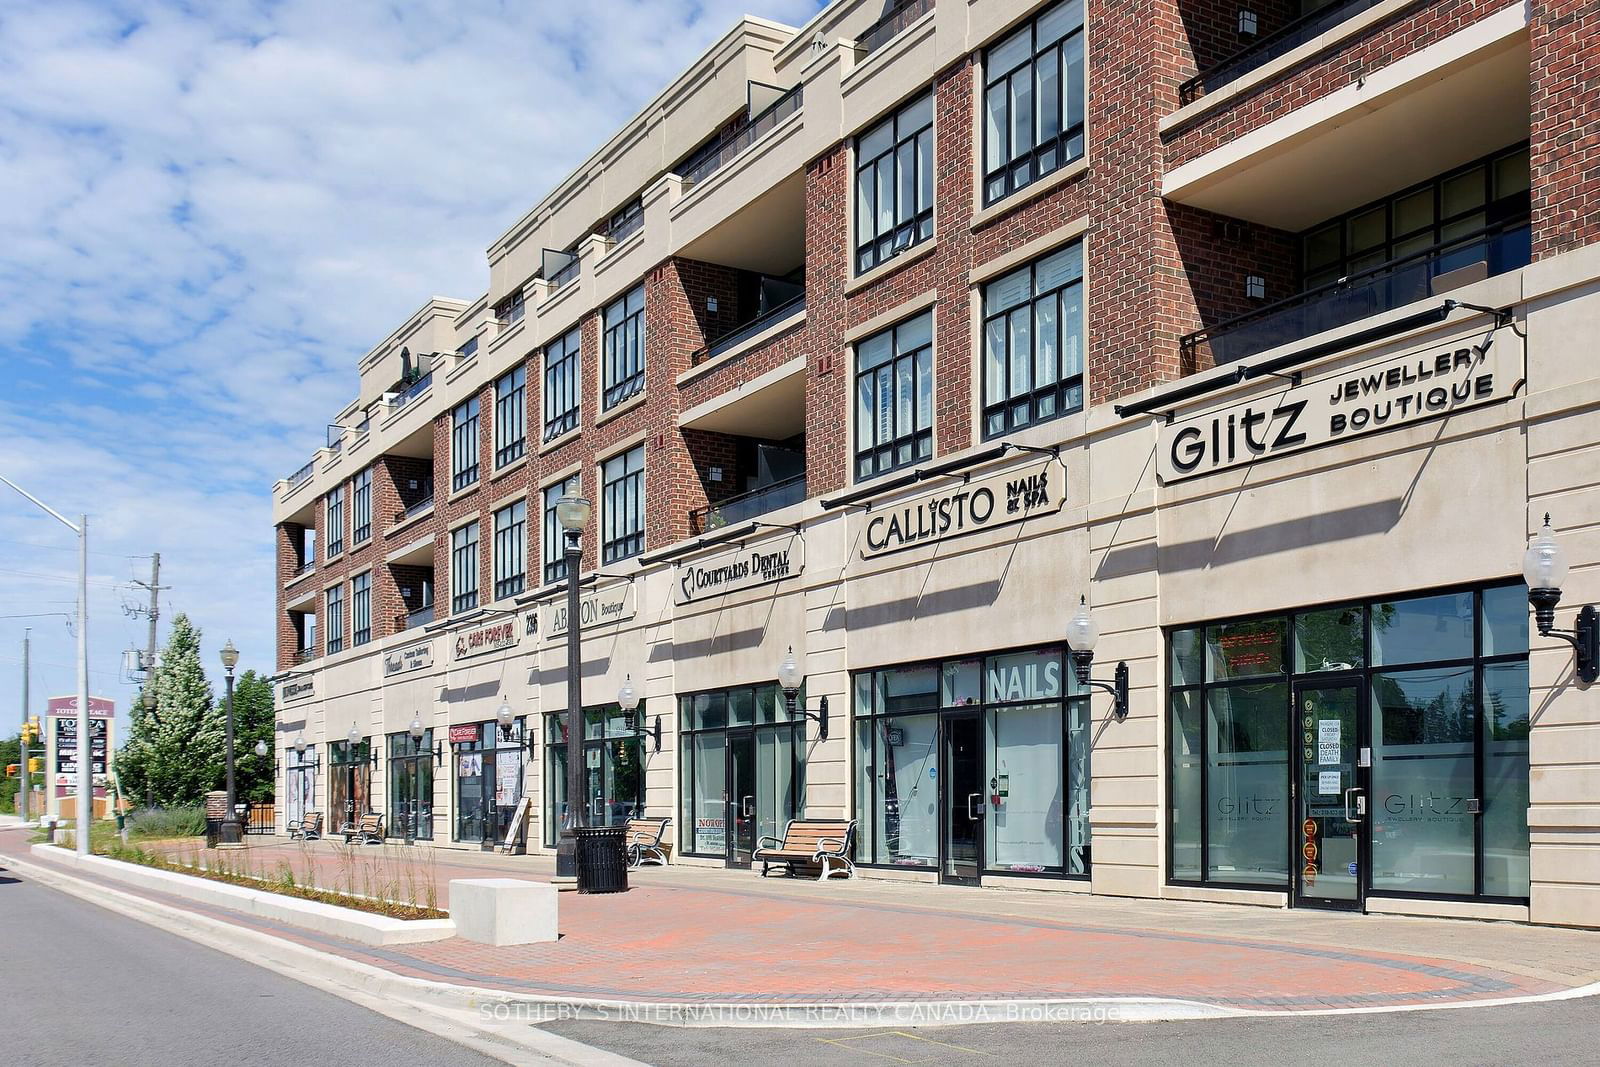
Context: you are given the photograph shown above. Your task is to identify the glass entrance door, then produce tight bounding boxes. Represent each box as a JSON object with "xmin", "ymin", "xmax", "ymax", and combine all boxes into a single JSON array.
[
  {"xmin": 1295, "ymin": 682, "xmax": 1364, "ymax": 908},
  {"xmin": 940, "ymin": 712, "xmax": 983, "ymax": 885},
  {"xmin": 728, "ymin": 730, "xmax": 757, "ymax": 867}
]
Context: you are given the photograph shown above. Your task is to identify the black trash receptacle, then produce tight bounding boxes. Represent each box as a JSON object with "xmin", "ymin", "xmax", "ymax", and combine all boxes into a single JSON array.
[
  {"xmin": 574, "ymin": 825, "xmax": 629, "ymax": 894},
  {"xmin": 205, "ymin": 818, "xmax": 222, "ymax": 848}
]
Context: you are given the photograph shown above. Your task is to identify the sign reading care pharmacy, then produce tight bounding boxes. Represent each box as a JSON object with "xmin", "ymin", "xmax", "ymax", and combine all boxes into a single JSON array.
[
  {"xmin": 543, "ymin": 583, "xmax": 637, "ymax": 639},
  {"xmin": 1158, "ymin": 329, "xmax": 1521, "ymax": 483},
  {"xmin": 860, "ymin": 459, "xmax": 1065, "ymax": 559},
  {"xmin": 675, "ymin": 531, "xmax": 804, "ymax": 605}
]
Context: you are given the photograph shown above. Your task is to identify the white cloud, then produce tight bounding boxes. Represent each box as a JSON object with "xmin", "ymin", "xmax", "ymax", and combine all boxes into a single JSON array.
[{"xmin": 0, "ymin": 0, "xmax": 822, "ymax": 736}]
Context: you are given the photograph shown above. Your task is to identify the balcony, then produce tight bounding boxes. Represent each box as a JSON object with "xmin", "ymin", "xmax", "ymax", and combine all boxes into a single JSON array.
[
  {"xmin": 691, "ymin": 292, "xmax": 805, "ymax": 366},
  {"xmin": 1180, "ymin": 0, "xmax": 1387, "ymax": 104},
  {"xmin": 1182, "ymin": 219, "xmax": 1530, "ymax": 366},
  {"xmin": 393, "ymin": 490, "xmax": 435, "ymax": 526},
  {"xmin": 293, "ymin": 647, "xmax": 318, "ymax": 665},
  {"xmin": 397, "ymin": 603, "xmax": 435, "ymax": 631},
  {"xmin": 856, "ymin": 0, "xmax": 934, "ymax": 58},
  {"xmin": 691, "ymin": 474, "xmax": 806, "ymax": 535},
  {"xmin": 392, "ymin": 370, "xmax": 433, "ymax": 410},
  {"xmin": 681, "ymin": 85, "xmax": 802, "ymax": 188},
  {"xmin": 286, "ymin": 459, "xmax": 315, "ymax": 489},
  {"xmin": 548, "ymin": 257, "xmax": 580, "ymax": 291}
]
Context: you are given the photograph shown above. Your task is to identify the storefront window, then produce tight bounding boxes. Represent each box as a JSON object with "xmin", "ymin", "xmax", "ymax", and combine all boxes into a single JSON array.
[
  {"xmin": 328, "ymin": 738, "xmax": 370, "ymax": 829},
  {"xmin": 285, "ymin": 746, "xmax": 318, "ymax": 830},
  {"xmin": 544, "ymin": 703, "xmax": 644, "ymax": 846},
  {"xmin": 1294, "ymin": 606, "xmax": 1365, "ymax": 673},
  {"xmin": 1371, "ymin": 666, "xmax": 1474, "ymax": 894},
  {"xmin": 1205, "ymin": 683, "xmax": 1289, "ymax": 884},
  {"xmin": 679, "ymin": 683, "xmax": 804, "ymax": 862},
  {"xmin": 453, "ymin": 720, "xmax": 526, "ymax": 845},
  {"xmin": 387, "ymin": 730, "xmax": 434, "ymax": 841}
]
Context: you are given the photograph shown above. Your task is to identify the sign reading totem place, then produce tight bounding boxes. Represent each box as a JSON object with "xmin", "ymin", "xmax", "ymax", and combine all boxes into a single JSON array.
[
  {"xmin": 1158, "ymin": 330, "xmax": 1521, "ymax": 483},
  {"xmin": 543, "ymin": 583, "xmax": 637, "ymax": 639},
  {"xmin": 454, "ymin": 616, "xmax": 520, "ymax": 660},
  {"xmin": 675, "ymin": 532, "xmax": 804, "ymax": 605},
  {"xmin": 383, "ymin": 640, "xmax": 434, "ymax": 676},
  {"xmin": 859, "ymin": 460, "xmax": 1066, "ymax": 559}
]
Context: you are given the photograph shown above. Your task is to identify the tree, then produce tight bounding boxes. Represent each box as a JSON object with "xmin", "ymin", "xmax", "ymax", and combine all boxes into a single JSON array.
[
  {"xmin": 116, "ymin": 614, "xmax": 222, "ymax": 806},
  {"xmin": 231, "ymin": 670, "xmax": 276, "ymax": 804}
]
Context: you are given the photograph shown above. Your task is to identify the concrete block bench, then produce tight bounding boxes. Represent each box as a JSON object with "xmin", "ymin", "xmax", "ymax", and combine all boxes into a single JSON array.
[{"xmin": 449, "ymin": 878, "xmax": 557, "ymax": 946}]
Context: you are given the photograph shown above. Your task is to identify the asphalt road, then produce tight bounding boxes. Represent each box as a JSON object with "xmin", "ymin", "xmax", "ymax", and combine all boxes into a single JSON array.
[
  {"xmin": 0, "ymin": 864, "xmax": 501, "ymax": 1067},
  {"xmin": 538, "ymin": 997, "xmax": 1600, "ymax": 1066}
]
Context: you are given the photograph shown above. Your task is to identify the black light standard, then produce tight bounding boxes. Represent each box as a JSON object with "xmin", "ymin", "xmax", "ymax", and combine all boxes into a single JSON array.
[
  {"xmin": 776, "ymin": 646, "xmax": 830, "ymax": 739},
  {"xmin": 1524, "ymin": 514, "xmax": 1598, "ymax": 683},
  {"xmin": 1066, "ymin": 597, "xmax": 1130, "ymax": 720},
  {"xmin": 553, "ymin": 493, "xmax": 593, "ymax": 881},
  {"xmin": 218, "ymin": 639, "xmax": 243, "ymax": 847}
]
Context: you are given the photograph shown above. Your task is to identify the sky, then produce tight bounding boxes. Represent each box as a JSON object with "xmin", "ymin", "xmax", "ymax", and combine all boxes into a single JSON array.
[{"xmin": 0, "ymin": 0, "xmax": 826, "ymax": 746}]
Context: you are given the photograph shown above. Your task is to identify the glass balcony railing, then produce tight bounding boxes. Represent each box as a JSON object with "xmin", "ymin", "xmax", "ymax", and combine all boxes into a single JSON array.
[
  {"xmin": 294, "ymin": 647, "xmax": 318, "ymax": 665},
  {"xmin": 393, "ymin": 492, "xmax": 434, "ymax": 525},
  {"xmin": 1182, "ymin": 220, "xmax": 1530, "ymax": 367},
  {"xmin": 691, "ymin": 293, "xmax": 806, "ymax": 366},
  {"xmin": 691, "ymin": 474, "xmax": 806, "ymax": 535},
  {"xmin": 393, "ymin": 370, "xmax": 433, "ymax": 409},
  {"xmin": 1180, "ymin": 0, "xmax": 1388, "ymax": 104},
  {"xmin": 286, "ymin": 459, "xmax": 315, "ymax": 488},
  {"xmin": 404, "ymin": 604, "xmax": 435, "ymax": 630},
  {"xmin": 856, "ymin": 0, "xmax": 934, "ymax": 57},
  {"xmin": 681, "ymin": 86, "xmax": 803, "ymax": 188},
  {"xmin": 548, "ymin": 257, "xmax": 580, "ymax": 291}
]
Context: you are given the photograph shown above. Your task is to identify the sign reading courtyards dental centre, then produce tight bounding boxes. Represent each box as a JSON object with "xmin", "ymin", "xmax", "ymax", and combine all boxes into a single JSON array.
[
  {"xmin": 675, "ymin": 532, "xmax": 804, "ymax": 605},
  {"xmin": 1158, "ymin": 329, "xmax": 1523, "ymax": 484},
  {"xmin": 859, "ymin": 460, "xmax": 1066, "ymax": 559}
]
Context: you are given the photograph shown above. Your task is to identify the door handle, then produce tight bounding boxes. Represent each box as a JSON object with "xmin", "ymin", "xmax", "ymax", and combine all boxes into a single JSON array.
[
  {"xmin": 742, "ymin": 795, "xmax": 754, "ymax": 817},
  {"xmin": 967, "ymin": 793, "xmax": 982, "ymax": 820},
  {"xmin": 1344, "ymin": 787, "xmax": 1363, "ymax": 823}
]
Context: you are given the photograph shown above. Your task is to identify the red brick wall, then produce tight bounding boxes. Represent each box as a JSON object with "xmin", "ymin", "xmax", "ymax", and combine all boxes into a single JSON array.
[
  {"xmin": 1166, "ymin": 201, "xmax": 1299, "ymax": 371},
  {"xmin": 1179, "ymin": 0, "xmax": 1299, "ymax": 82},
  {"xmin": 1529, "ymin": 0, "xmax": 1600, "ymax": 256}
]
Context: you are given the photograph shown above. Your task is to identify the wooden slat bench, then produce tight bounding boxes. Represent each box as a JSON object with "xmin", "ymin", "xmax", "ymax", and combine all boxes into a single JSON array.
[
  {"xmin": 626, "ymin": 818, "xmax": 671, "ymax": 868},
  {"xmin": 753, "ymin": 818, "xmax": 856, "ymax": 880},
  {"xmin": 341, "ymin": 812, "xmax": 384, "ymax": 845},
  {"xmin": 287, "ymin": 811, "xmax": 323, "ymax": 841}
]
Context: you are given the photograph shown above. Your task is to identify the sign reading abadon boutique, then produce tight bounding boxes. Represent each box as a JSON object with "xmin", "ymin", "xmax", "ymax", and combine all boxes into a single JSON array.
[
  {"xmin": 1158, "ymin": 331, "xmax": 1521, "ymax": 483},
  {"xmin": 860, "ymin": 460, "xmax": 1065, "ymax": 559},
  {"xmin": 675, "ymin": 532, "xmax": 804, "ymax": 605},
  {"xmin": 543, "ymin": 583, "xmax": 636, "ymax": 639}
]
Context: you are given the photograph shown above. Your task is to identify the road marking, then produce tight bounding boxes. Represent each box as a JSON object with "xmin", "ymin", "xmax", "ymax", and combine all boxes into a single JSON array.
[{"xmin": 816, "ymin": 1030, "xmax": 989, "ymax": 1061}]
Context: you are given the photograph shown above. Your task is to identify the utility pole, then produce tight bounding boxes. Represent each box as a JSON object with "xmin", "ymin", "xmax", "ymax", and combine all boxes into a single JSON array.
[
  {"xmin": 130, "ymin": 553, "xmax": 163, "ymax": 721},
  {"xmin": 18, "ymin": 630, "xmax": 29, "ymax": 821}
]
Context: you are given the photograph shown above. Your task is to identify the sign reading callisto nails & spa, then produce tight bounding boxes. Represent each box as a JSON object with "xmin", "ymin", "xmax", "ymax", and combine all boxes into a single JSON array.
[
  {"xmin": 860, "ymin": 460, "xmax": 1065, "ymax": 559},
  {"xmin": 1158, "ymin": 330, "xmax": 1522, "ymax": 483}
]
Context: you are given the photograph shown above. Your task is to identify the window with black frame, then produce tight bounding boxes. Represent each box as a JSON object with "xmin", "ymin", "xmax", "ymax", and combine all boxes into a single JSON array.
[
  {"xmin": 542, "ymin": 474, "xmax": 579, "ymax": 583},
  {"xmin": 325, "ymin": 485, "xmax": 344, "ymax": 556},
  {"xmin": 855, "ymin": 310, "xmax": 933, "ymax": 480},
  {"xmin": 451, "ymin": 521, "xmax": 478, "ymax": 614},
  {"xmin": 451, "ymin": 395, "xmax": 480, "ymax": 492},
  {"xmin": 855, "ymin": 89, "xmax": 934, "ymax": 274},
  {"xmin": 602, "ymin": 284, "xmax": 645, "ymax": 408},
  {"xmin": 601, "ymin": 446, "xmax": 643, "ymax": 564},
  {"xmin": 606, "ymin": 197, "xmax": 644, "ymax": 243},
  {"xmin": 494, "ymin": 365, "xmax": 526, "ymax": 468},
  {"xmin": 678, "ymin": 684, "xmax": 806, "ymax": 860},
  {"xmin": 543, "ymin": 325, "xmax": 580, "ymax": 442},
  {"xmin": 387, "ymin": 730, "xmax": 434, "ymax": 841},
  {"xmin": 981, "ymin": 240, "xmax": 1084, "ymax": 438},
  {"xmin": 351, "ymin": 467, "xmax": 371, "ymax": 545},
  {"xmin": 351, "ymin": 571, "xmax": 371, "ymax": 646},
  {"xmin": 495, "ymin": 289, "xmax": 524, "ymax": 325},
  {"xmin": 329, "ymin": 737, "xmax": 370, "ymax": 828},
  {"xmin": 492, "ymin": 500, "xmax": 526, "ymax": 601},
  {"xmin": 544, "ymin": 704, "xmax": 645, "ymax": 846},
  {"xmin": 981, "ymin": 0, "xmax": 1086, "ymax": 205},
  {"xmin": 325, "ymin": 584, "xmax": 344, "ymax": 654},
  {"xmin": 1167, "ymin": 583, "xmax": 1531, "ymax": 900},
  {"xmin": 453, "ymin": 719, "xmax": 526, "ymax": 844}
]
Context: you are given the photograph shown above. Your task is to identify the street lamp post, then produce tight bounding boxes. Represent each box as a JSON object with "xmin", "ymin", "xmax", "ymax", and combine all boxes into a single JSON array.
[
  {"xmin": 218, "ymin": 639, "xmax": 243, "ymax": 846},
  {"xmin": 553, "ymin": 493, "xmax": 592, "ymax": 881}
]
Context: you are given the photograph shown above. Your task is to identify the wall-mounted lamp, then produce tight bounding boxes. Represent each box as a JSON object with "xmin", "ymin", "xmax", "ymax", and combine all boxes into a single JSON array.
[
  {"xmin": 1238, "ymin": 8, "xmax": 1259, "ymax": 36},
  {"xmin": 1524, "ymin": 514, "xmax": 1598, "ymax": 683},
  {"xmin": 410, "ymin": 715, "xmax": 446, "ymax": 766},
  {"xmin": 777, "ymin": 646, "xmax": 829, "ymax": 740},
  {"xmin": 496, "ymin": 700, "xmax": 516, "ymax": 741},
  {"xmin": 1245, "ymin": 274, "xmax": 1266, "ymax": 300},
  {"xmin": 1066, "ymin": 597, "xmax": 1130, "ymax": 721}
]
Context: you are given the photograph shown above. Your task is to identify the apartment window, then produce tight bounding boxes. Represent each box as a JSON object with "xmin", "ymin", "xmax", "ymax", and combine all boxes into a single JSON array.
[
  {"xmin": 982, "ymin": 0, "xmax": 1086, "ymax": 205},
  {"xmin": 544, "ymin": 326, "xmax": 581, "ymax": 442},
  {"xmin": 493, "ymin": 500, "xmax": 527, "ymax": 601},
  {"xmin": 606, "ymin": 197, "xmax": 644, "ymax": 243},
  {"xmin": 325, "ymin": 584, "xmax": 344, "ymax": 655},
  {"xmin": 855, "ymin": 310, "xmax": 933, "ymax": 480},
  {"xmin": 543, "ymin": 475, "xmax": 580, "ymax": 583},
  {"xmin": 495, "ymin": 366, "xmax": 526, "ymax": 468},
  {"xmin": 602, "ymin": 284, "xmax": 645, "ymax": 409},
  {"xmin": 451, "ymin": 522, "xmax": 479, "ymax": 614},
  {"xmin": 451, "ymin": 395, "xmax": 480, "ymax": 492},
  {"xmin": 351, "ymin": 572, "xmax": 371, "ymax": 647},
  {"xmin": 458, "ymin": 335, "xmax": 479, "ymax": 360},
  {"xmin": 1301, "ymin": 144, "xmax": 1532, "ymax": 290},
  {"xmin": 855, "ymin": 90, "xmax": 934, "ymax": 273},
  {"xmin": 981, "ymin": 240, "xmax": 1084, "ymax": 438},
  {"xmin": 325, "ymin": 486, "xmax": 344, "ymax": 556},
  {"xmin": 601, "ymin": 446, "xmax": 644, "ymax": 564},
  {"xmin": 495, "ymin": 289, "xmax": 525, "ymax": 326},
  {"xmin": 351, "ymin": 468, "xmax": 372, "ymax": 545}
]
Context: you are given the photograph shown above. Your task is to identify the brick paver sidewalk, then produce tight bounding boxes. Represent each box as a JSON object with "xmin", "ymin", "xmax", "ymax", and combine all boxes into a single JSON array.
[{"xmin": 7, "ymin": 830, "xmax": 1598, "ymax": 1012}]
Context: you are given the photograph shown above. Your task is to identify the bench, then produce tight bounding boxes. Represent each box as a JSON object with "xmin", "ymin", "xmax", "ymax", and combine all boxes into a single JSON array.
[
  {"xmin": 287, "ymin": 811, "xmax": 323, "ymax": 841},
  {"xmin": 753, "ymin": 818, "xmax": 856, "ymax": 880},
  {"xmin": 626, "ymin": 818, "xmax": 671, "ymax": 868},
  {"xmin": 341, "ymin": 812, "xmax": 384, "ymax": 845}
]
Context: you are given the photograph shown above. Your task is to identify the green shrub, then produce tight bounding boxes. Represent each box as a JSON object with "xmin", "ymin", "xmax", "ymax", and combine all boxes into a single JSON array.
[{"xmin": 127, "ymin": 804, "xmax": 207, "ymax": 839}]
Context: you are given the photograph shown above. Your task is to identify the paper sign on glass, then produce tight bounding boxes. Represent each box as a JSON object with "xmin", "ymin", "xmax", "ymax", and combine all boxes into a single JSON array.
[
  {"xmin": 1318, "ymin": 771, "xmax": 1341, "ymax": 795},
  {"xmin": 1318, "ymin": 720, "xmax": 1341, "ymax": 765}
]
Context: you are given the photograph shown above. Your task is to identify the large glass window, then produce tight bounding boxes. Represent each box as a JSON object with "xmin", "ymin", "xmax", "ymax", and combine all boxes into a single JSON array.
[
  {"xmin": 387, "ymin": 730, "xmax": 434, "ymax": 841},
  {"xmin": 679, "ymin": 684, "xmax": 805, "ymax": 858},
  {"xmin": 351, "ymin": 468, "xmax": 371, "ymax": 545},
  {"xmin": 543, "ymin": 474, "xmax": 579, "ymax": 583},
  {"xmin": 329, "ymin": 738, "xmax": 370, "ymax": 827},
  {"xmin": 453, "ymin": 719, "xmax": 526, "ymax": 845},
  {"xmin": 855, "ymin": 89, "xmax": 934, "ymax": 273},
  {"xmin": 601, "ymin": 446, "xmax": 644, "ymax": 564},
  {"xmin": 982, "ymin": 0, "xmax": 1086, "ymax": 205},
  {"xmin": 324, "ymin": 584, "xmax": 344, "ymax": 655},
  {"xmin": 543, "ymin": 326, "xmax": 580, "ymax": 442},
  {"xmin": 351, "ymin": 571, "xmax": 371, "ymax": 646},
  {"xmin": 451, "ymin": 521, "xmax": 478, "ymax": 614},
  {"xmin": 854, "ymin": 310, "xmax": 933, "ymax": 480},
  {"xmin": 325, "ymin": 486, "xmax": 344, "ymax": 556},
  {"xmin": 493, "ymin": 500, "xmax": 526, "ymax": 601},
  {"xmin": 451, "ymin": 395, "xmax": 480, "ymax": 492},
  {"xmin": 495, "ymin": 289, "xmax": 524, "ymax": 326},
  {"xmin": 981, "ymin": 241, "xmax": 1084, "ymax": 438},
  {"xmin": 494, "ymin": 365, "xmax": 526, "ymax": 468},
  {"xmin": 285, "ymin": 745, "xmax": 318, "ymax": 830},
  {"xmin": 602, "ymin": 284, "xmax": 645, "ymax": 409},
  {"xmin": 1167, "ymin": 583, "xmax": 1530, "ymax": 900},
  {"xmin": 544, "ymin": 703, "xmax": 646, "ymax": 846}
]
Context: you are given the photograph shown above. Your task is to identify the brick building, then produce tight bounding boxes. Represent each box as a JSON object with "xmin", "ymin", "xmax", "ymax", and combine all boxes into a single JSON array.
[{"xmin": 273, "ymin": 0, "xmax": 1600, "ymax": 925}]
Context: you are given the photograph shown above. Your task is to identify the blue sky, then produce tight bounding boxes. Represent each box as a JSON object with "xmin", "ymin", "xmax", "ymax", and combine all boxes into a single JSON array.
[{"xmin": 0, "ymin": 0, "xmax": 825, "ymax": 744}]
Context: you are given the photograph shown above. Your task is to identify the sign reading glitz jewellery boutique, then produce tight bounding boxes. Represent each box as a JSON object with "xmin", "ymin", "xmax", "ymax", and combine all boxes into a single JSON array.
[
  {"xmin": 1158, "ymin": 332, "xmax": 1521, "ymax": 483},
  {"xmin": 861, "ymin": 460, "xmax": 1065, "ymax": 559},
  {"xmin": 383, "ymin": 641, "xmax": 434, "ymax": 676},
  {"xmin": 675, "ymin": 533, "xmax": 804, "ymax": 605},
  {"xmin": 454, "ymin": 617, "xmax": 520, "ymax": 660},
  {"xmin": 543, "ymin": 583, "xmax": 637, "ymax": 639}
]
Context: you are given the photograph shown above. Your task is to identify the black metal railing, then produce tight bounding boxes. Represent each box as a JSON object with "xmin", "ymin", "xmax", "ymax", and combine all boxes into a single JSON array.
[
  {"xmin": 292, "ymin": 558, "xmax": 315, "ymax": 578},
  {"xmin": 286, "ymin": 459, "xmax": 315, "ymax": 488},
  {"xmin": 244, "ymin": 802, "xmax": 276, "ymax": 835},
  {"xmin": 1179, "ymin": 0, "xmax": 1388, "ymax": 104},
  {"xmin": 393, "ymin": 492, "xmax": 434, "ymax": 524},
  {"xmin": 691, "ymin": 474, "xmax": 807, "ymax": 534},
  {"xmin": 294, "ymin": 647, "xmax": 317, "ymax": 664},
  {"xmin": 609, "ymin": 210, "xmax": 644, "ymax": 244},
  {"xmin": 1182, "ymin": 219, "xmax": 1530, "ymax": 366},
  {"xmin": 857, "ymin": 0, "xmax": 935, "ymax": 57},
  {"xmin": 393, "ymin": 370, "xmax": 433, "ymax": 410},
  {"xmin": 400, "ymin": 603, "xmax": 435, "ymax": 631},
  {"xmin": 691, "ymin": 294, "xmax": 806, "ymax": 366},
  {"xmin": 681, "ymin": 86, "xmax": 803, "ymax": 188}
]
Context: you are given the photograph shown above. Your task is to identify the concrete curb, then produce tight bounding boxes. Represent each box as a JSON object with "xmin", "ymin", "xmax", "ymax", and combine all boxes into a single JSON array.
[{"xmin": 8, "ymin": 849, "xmax": 1600, "ymax": 1031}]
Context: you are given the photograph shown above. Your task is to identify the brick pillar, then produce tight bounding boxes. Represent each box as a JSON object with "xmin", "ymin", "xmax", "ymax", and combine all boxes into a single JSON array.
[{"xmin": 1529, "ymin": 0, "xmax": 1600, "ymax": 257}]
